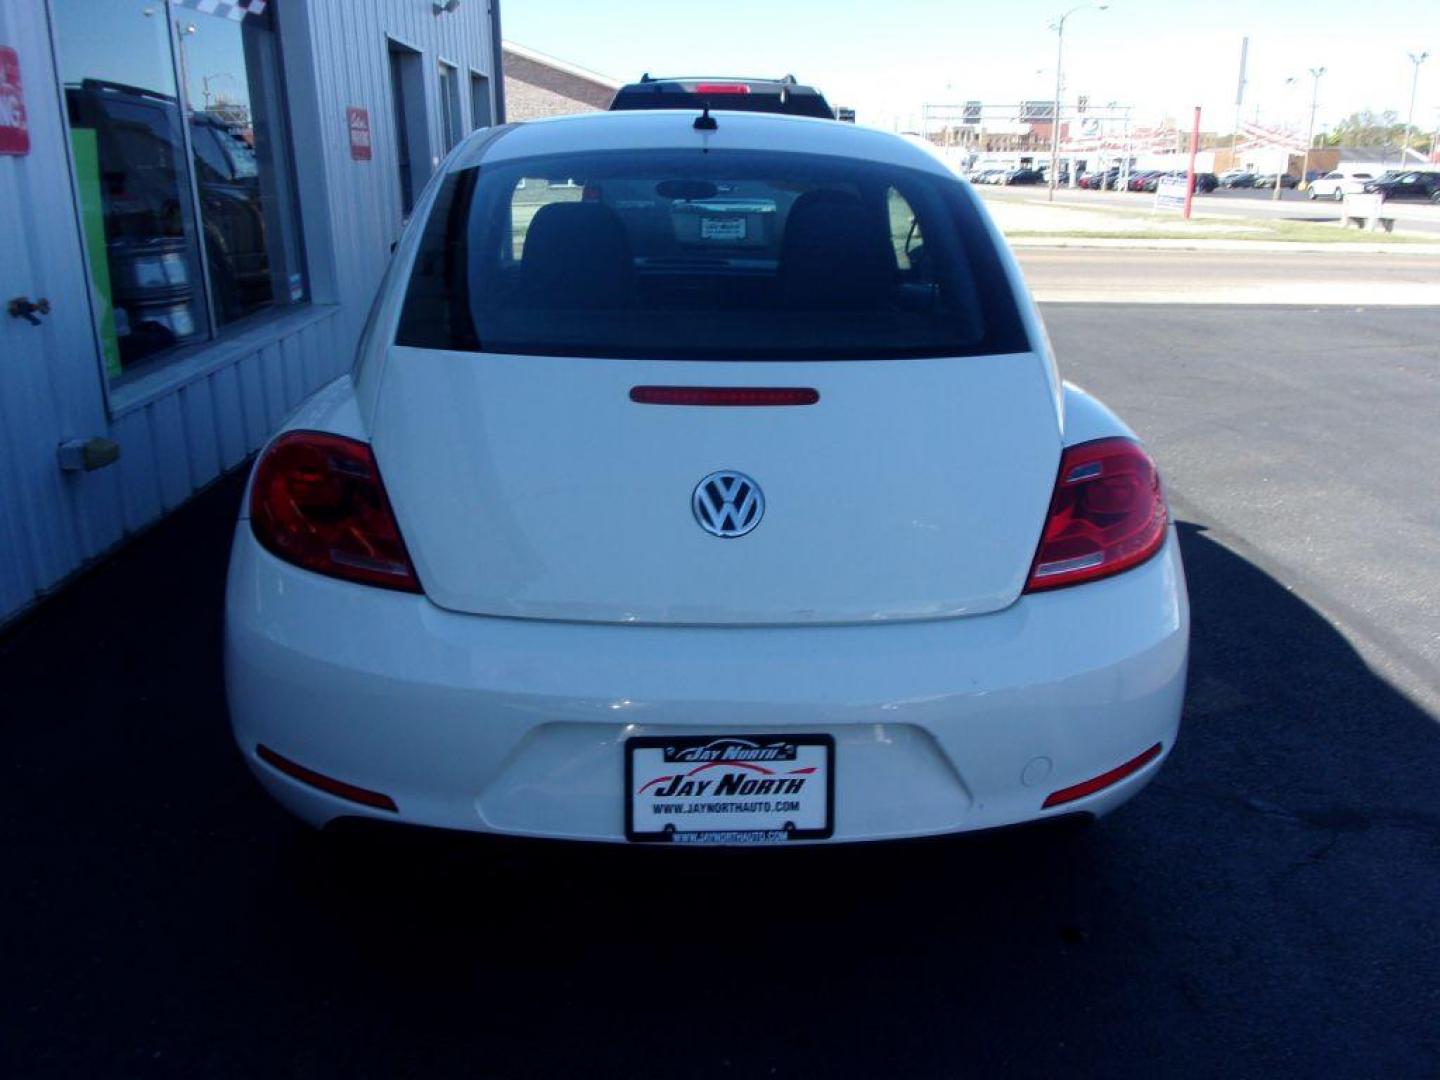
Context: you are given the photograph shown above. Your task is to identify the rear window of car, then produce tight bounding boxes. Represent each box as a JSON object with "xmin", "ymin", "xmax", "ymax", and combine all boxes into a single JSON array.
[{"xmin": 396, "ymin": 148, "xmax": 1030, "ymax": 361}]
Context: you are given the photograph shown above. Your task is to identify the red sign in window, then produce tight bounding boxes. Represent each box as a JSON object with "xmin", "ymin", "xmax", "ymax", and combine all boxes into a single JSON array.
[
  {"xmin": 0, "ymin": 46, "xmax": 29, "ymax": 156},
  {"xmin": 347, "ymin": 106, "xmax": 371, "ymax": 161}
]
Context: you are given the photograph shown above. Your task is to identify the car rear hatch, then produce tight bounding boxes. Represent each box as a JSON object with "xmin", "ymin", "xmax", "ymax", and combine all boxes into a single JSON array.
[
  {"xmin": 373, "ymin": 350, "xmax": 1059, "ymax": 625},
  {"xmin": 368, "ymin": 141, "xmax": 1059, "ymax": 626}
]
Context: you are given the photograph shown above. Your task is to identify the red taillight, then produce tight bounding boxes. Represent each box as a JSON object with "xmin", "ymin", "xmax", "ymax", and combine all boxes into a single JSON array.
[
  {"xmin": 694, "ymin": 83, "xmax": 751, "ymax": 94},
  {"xmin": 630, "ymin": 386, "xmax": 820, "ymax": 406},
  {"xmin": 249, "ymin": 430, "xmax": 421, "ymax": 593},
  {"xmin": 1024, "ymin": 437, "xmax": 1167, "ymax": 592}
]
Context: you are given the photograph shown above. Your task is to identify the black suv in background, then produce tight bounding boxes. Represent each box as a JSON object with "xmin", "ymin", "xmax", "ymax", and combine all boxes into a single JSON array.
[
  {"xmin": 609, "ymin": 75, "xmax": 836, "ymax": 119},
  {"xmin": 1364, "ymin": 171, "xmax": 1440, "ymax": 201}
]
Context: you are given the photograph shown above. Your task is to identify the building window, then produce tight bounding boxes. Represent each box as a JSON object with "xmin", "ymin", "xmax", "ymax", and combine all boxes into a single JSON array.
[
  {"xmin": 52, "ymin": 0, "xmax": 307, "ymax": 385},
  {"xmin": 469, "ymin": 71, "xmax": 491, "ymax": 129},
  {"xmin": 387, "ymin": 40, "xmax": 426, "ymax": 216},
  {"xmin": 438, "ymin": 61, "xmax": 461, "ymax": 153}
]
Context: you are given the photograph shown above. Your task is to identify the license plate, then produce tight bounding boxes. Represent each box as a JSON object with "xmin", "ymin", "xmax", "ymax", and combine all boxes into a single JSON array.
[
  {"xmin": 700, "ymin": 216, "xmax": 746, "ymax": 241},
  {"xmin": 626, "ymin": 734, "xmax": 834, "ymax": 844}
]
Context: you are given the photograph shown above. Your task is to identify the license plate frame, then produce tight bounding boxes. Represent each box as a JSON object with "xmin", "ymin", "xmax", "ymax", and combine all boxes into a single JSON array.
[{"xmin": 625, "ymin": 733, "xmax": 835, "ymax": 844}]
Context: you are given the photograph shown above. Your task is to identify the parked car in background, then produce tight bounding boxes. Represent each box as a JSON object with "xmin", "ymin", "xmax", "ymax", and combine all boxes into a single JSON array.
[
  {"xmin": 1363, "ymin": 170, "xmax": 1440, "ymax": 201},
  {"xmin": 1217, "ymin": 170, "xmax": 1254, "ymax": 189},
  {"xmin": 1192, "ymin": 172, "xmax": 1219, "ymax": 193},
  {"xmin": 1308, "ymin": 170, "xmax": 1375, "ymax": 201},
  {"xmin": 1251, "ymin": 173, "xmax": 1298, "ymax": 190},
  {"xmin": 1088, "ymin": 166, "xmax": 1125, "ymax": 190},
  {"xmin": 609, "ymin": 74, "xmax": 835, "ymax": 119},
  {"xmin": 1005, "ymin": 168, "xmax": 1044, "ymax": 185},
  {"xmin": 225, "ymin": 109, "xmax": 1188, "ymax": 848},
  {"xmin": 1127, "ymin": 170, "xmax": 1161, "ymax": 192}
]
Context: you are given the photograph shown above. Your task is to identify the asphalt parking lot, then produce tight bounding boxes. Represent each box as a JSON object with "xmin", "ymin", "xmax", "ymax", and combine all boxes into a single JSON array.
[{"xmin": 3, "ymin": 304, "xmax": 1437, "ymax": 1078}]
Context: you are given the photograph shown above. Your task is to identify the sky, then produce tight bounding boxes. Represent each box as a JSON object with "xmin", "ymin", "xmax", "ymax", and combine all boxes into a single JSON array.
[
  {"xmin": 52, "ymin": 0, "xmax": 256, "ymax": 115},
  {"xmin": 504, "ymin": 0, "xmax": 1439, "ymax": 139}
]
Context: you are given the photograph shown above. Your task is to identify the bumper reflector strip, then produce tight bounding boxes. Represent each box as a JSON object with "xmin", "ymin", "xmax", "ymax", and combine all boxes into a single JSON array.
[
  {"xmin": 256, "ymin": 744, "xmax": 398, "ymax": 812},
  {"xmin": 1042, "ymin": 743, "xmax": 1163, "ymax": 809}
]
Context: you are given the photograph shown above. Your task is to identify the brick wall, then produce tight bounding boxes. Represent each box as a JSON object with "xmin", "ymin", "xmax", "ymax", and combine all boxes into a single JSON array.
[{"xmin": 504, "ymin": 51, "xmax": 615, "ymax": 121}]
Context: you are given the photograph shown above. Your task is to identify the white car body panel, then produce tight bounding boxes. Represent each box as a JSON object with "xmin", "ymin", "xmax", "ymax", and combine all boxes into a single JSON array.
[
  {"xmin": 371, "ymin": 347, "xmax": 1059, "ymax": 624},
  {"xmin": 226, "ymin": 525, "xmax": 1187, "ymax": 842}
]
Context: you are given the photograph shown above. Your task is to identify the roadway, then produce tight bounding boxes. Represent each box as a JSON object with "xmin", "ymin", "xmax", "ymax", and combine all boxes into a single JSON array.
[
  {"xmin": 1015, "ymin": 247, "xmax": 1440, "ymax": 304},
  {"xmin": 985, "ymin": 182, "xmax": 1440, "ymax": 235}
]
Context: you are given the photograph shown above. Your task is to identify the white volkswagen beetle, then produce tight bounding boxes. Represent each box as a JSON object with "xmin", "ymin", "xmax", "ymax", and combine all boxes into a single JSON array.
[{"xmin": 225, "ymin": 109, "xmax": 1188, "ymax": 845}]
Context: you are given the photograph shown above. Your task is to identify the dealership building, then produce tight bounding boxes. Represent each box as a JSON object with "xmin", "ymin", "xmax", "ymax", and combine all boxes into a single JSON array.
[{"xmin": 0, "ymin": 0, "xmax": 502, "ymax": 624}]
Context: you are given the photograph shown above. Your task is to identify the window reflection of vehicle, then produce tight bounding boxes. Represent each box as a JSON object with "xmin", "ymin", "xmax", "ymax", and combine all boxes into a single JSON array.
[
  {"xmin": 66, "ymin": 79, "xmax": 273, "ymax": 364},
  {"xmin": 66, "ymin": 79, "xmax": 204, "ymax": 365},
  {"xmin": 188, "ymin": 112, "xmax": 272, "ymax": 320}
]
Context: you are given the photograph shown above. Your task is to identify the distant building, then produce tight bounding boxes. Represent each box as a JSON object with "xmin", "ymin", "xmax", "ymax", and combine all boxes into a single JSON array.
[
  {"xmin": 1213, "ymin": 146, "xmax": 1419, "ymax": 178},
  {"xmin": 503, "ymin": 42, "xmax": 620, "ymax": 120}
]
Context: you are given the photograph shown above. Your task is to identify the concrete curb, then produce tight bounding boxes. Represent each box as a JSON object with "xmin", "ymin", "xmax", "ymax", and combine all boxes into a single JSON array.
[{"xmin": 1007, "ymin": 237, "xmax": 1440, "ymax": 255}]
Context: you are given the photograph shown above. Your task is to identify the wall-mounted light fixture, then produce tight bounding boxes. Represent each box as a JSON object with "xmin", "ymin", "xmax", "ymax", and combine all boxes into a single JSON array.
[{"xmin": 433, "ymin": 0, "xmax": 461, "ymax": 13}]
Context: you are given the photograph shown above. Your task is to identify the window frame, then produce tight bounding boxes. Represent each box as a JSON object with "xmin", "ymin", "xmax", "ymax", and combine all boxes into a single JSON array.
[
  {"xmin": 395, "ymin": 150, "xmax": 1031, "ymax": 362},
  {"xmin": 468, "ymin": 70, "xmax": 493, "ymax": 130},
  {"xmin": 48, "ymin": 0, "xmax": 311, "ymax": 413},
  {"xmin": 386, "ymin": 37, "xmax": 429, "ymax": 217},
  {"xmin": 437, "ymin": 58, "xmax": 462, "ymax": 154}
]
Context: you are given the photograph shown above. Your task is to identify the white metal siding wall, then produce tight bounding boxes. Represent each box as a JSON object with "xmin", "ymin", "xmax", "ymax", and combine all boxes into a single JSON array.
[
  {"xmin": 0, "ymin": 1, "xmax": 123, "ymax": 616},
  {"xmin": 303, "ymin": 0, "xmax": 496, "ymax": 357},
  {"xmin": 0, "ymin": 0, "xmax": 496, "ymax": 625}
]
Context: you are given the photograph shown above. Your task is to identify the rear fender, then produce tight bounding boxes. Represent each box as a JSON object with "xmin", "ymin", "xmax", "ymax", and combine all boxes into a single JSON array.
[{"xmin": 1059, "ymin": 381, "xmax": 1138, "ymax": 446}]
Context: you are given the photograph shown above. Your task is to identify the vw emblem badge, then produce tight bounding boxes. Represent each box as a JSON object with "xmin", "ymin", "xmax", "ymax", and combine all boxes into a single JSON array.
[{"xmin": 693, "ymin": 471, "xmax": 764, "ymax": 538}]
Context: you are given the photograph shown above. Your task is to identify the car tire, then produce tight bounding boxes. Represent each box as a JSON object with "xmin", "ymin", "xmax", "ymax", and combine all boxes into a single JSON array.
[{"xmin": 1334, "ymin": 190, "xmax": 1344, "ymax": 202}]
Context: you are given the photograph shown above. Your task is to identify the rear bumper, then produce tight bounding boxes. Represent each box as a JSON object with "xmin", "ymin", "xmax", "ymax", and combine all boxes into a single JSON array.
[{"xmin": 225, "ymin": 528, "xmax": 1188, "ymax": 844}]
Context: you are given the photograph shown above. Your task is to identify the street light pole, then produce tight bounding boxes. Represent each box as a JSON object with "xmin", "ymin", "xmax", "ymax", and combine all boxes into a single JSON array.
[
  {"xmin": 1300, "ymin": 66, "xmax": 1325, "ymax": 190},
  {"xmin": 1273, "ymin": 76, "xmax": 1297, "ymax": 201},
  {"xmin": 1402, "ymin": 51, "xmax": 1429, "ymax": 167},
  {"xmin": 1047, "ymin": 2, "xmax": 1107, "ymax": 203}
]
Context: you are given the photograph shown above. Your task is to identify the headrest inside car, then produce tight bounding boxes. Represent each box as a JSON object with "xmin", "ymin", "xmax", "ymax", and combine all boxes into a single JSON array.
[{"xmin": 521, "ymin": 202, "xmax": 635, "ymax": 308}]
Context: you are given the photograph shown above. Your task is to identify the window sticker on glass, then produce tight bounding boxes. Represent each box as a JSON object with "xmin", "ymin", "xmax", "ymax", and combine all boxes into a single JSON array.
[{"xmin": 701, "ymin": 216, "xmax": 746, "ymax": 241}]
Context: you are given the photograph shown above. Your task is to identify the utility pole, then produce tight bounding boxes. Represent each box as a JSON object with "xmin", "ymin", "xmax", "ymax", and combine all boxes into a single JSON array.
[
  {"xmin": 1300, "ymin": 67, "xmax": 1326, "ymax": 189},
  {"xmin": 1273, "ymin": 77, "xmax": 1297, "ymax": 201},
  {"xmin": 1402, "ymin": 51, "xmax": 1429, "ymax": 167},
  {"xmin": 1231, "ymin": 36, "xmax": 1248, "ymax": 172},
  {"xmin": 1182, "ymin": 107, "xmax": 1201, "ymax": 220},
  {"xmin": 1047, "ymin": 2, "xmax": 1107, "ymax": 202}
]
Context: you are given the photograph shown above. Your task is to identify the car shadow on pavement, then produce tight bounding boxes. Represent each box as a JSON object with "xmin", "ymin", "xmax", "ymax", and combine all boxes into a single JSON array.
[{"xmin": 2, "ymin": 481, "xmax": 1437, "ymax": 1078}]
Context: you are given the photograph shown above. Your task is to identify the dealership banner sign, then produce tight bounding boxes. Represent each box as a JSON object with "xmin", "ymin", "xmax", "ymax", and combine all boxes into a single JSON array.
[
  {"xmin": 1154, "ymin": 177, "xmax": 1189, "ymax": 213},
  {"xmin": 347, "ymin": 107, "xmax": 372, "ymax": 161},
  {"xmin": 0, "ymin": 46, "xmax": 29, "ymax": 156}
]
